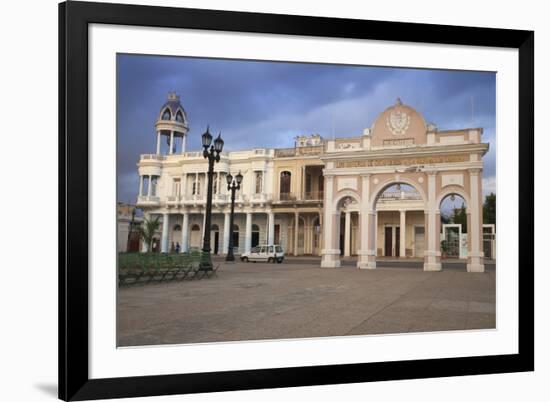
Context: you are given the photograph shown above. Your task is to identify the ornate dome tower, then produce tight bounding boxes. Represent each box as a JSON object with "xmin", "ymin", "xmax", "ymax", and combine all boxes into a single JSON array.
[{"xmin": 155, "ymin": 92, "xmax": 189, "ymax": 154}]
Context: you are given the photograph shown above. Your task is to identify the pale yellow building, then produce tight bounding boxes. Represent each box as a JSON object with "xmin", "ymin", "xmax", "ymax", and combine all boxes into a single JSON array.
[{"xmin": 136, "ymin": 93, "xmax": 490, "ymax": 272}]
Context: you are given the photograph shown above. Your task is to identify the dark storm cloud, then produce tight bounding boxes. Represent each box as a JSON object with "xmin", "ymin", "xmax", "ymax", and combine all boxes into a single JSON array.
[{"xmin": 117, "ymin": 54, "xmax": 496, "ymax": 203}]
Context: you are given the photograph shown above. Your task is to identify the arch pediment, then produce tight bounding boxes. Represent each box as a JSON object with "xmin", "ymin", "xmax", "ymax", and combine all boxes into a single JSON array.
[{"xmin": 370, "ymin": 99, "xmax": 427, "ymax": 147}]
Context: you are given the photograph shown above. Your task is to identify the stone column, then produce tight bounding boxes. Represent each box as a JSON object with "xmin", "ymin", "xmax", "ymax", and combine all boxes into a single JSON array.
[
  {"xmin": 294, "ymin": 211, "xmax": 299, "ymax": 256},
  {"xmin": 321, "ymin": 175, "xmax": 341, "ymax": 268},
  {"xmin": 223, "ymin": 212, "xmax": 230, "ymax": 254},
  {"xmin": 181, "ymin": 173, "xmax": 187, "ymax": 201},
  {"xmin": 181, "ymin": 212, "xmax": 189, "ymax": 252},
  {"xmin": 400, "ymin": 209, "xmax": 406, "ymax": 258},
  {"xmin": 147, "ymin": 175, "xmax": 152, "ymax": 197},
  {"xmin": 319, "ymin": 211, "xmax": 324, "ymax": 254},
  {"xmin": 357, "ymin": 174, "xmax": 375, "ymax": 269},
  {"xmin": 268, "ymin": 211, "xmax": 275, "ymax": 245},
  {"xmin": 467, "ymin": 168, "xmax": 485, "ymax": 272},
  {"xmin": 344, "ymin": 211, "xmax": 351, "ymax": 257},
  {"xmin": 424, "ymin": 171, "xmax": 442, "ymax": 271},
  {"xmin": 138, "ymin": 175, "xmax": 143, "ymax": 196},
  {"xmin": 156, "ymin": 131, "xmax": 161, "ymax": 155},
  {"xmin": 245, "ymin": 212, "xmax": 252, "ymax": 253},
  {"xmin": 161, "ymin": 213, "xmax": 169, "ymax": 253},
  {"xmin": 169, "ymin": 131, "xmax": 174, "ymax": 154}
]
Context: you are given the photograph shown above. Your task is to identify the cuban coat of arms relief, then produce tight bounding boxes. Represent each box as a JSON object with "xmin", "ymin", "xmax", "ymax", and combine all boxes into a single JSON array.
[{"xmin": 386, "ymin": 109, "xmax": 410, "ymax": 135}]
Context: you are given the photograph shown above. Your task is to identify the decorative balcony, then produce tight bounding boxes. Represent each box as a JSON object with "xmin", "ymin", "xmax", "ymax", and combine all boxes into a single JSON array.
[
  {"xmin": 140, "ymin": 154, "xmax": 166, "ymax": 161},
  {"xmin": 276, "ymin": 192, "xmax": 297, "ymax": 202},
  {"xmin": 182, "ymin": 194, "xmax": 206, "ymax": 204},
  {"xmin": 137, "ymin": 195, "xmax": 160, "ymax": 205},
  {"xmin": 249, "ymin": 193, "xmax": 271, "ymax": 204},
  {"xmin": 213, "ymin": 193, "xmax": 228, "ymax": 203},
  {"xmin": 303, "ymin": 191, "xmax": 324, "ymax": 201},
  {"xmin": 166, "ymin": 195, "xmax": 181, "ymax": 206}
]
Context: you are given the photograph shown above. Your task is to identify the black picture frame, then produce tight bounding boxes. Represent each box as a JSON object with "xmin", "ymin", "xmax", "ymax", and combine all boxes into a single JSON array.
[{"xmin": 59, "ymin": 1, "xmax": 534, "ymax": 400}]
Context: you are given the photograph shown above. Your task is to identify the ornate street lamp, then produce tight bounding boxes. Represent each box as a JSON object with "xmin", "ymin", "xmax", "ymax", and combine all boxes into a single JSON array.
[
  {"xmin": 225, "ymin": 171, "xmax": 243, "ymax": 262},
  {"xmin": 200, "ymin": 126, "xmax": 224, "ymax": 270}
]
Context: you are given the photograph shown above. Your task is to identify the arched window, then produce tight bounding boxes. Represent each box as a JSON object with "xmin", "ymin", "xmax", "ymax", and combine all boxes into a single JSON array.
[
  {"xmin": 173, "ymin": 224, "xmax": 181, "ymax": 232},
  {"xmin": 189, "ymin": 224, "xmax": 201, "ymax": 249},
  {"xmin": 280, "ymin": 171, "xmax": 291, "ymax": 199},
  {"xmin": 211, "ymin": 224, "xmax": 219, "ymax": 231},
  {"xmin": 162, "ymin": 108, "xmax": 171, "ymax": 120},
  {"xmin": 175, "ymin": 110, "xmax": 184, "ymax": 123}
]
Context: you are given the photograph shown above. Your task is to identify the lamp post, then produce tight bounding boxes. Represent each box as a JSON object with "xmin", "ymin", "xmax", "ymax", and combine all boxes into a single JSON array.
[
  {"xmin": 200, "ymin": 126, "xmax": 224, "ymax": 270},
  {"xmin": 225, "ymin": 171, "xmax": 243, "ymax": 262}
]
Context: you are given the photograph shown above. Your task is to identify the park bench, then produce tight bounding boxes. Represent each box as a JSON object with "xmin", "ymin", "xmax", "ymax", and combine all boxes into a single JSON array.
[{"xmin": 118, "ymin": 251, "xmax": 220, "ymax": 287}]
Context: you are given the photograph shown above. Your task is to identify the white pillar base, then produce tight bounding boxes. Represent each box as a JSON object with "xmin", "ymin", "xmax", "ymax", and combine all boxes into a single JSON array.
[
  {"xmin": 321, "ymin": 249, "xmax": 341, "ymax": 268},
  {"xmin": 423, "ymin": 262, "xmax": 442, "ymax": 271},
  {"xmin": 321, "ymin": 260, "xmax": 341, "ymax": 268},
  {"xmin": 357, "ymin": 261, "xmax": 377, "ymax": 269},
  {"xmin": 356, "ymin": 250, "xmax": 376, "ymax": 269},
  {"xmin": 467, "ymin": 262, "xmax": 485, "ymax": 272}
]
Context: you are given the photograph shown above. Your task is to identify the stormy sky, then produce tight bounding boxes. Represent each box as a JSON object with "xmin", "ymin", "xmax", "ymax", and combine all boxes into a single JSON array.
[{"xmin": 117, "ymin": 54, "xmax": 496, "ymax": 206}]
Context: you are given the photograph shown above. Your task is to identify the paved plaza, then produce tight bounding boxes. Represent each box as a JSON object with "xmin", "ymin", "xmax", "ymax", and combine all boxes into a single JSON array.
[{"xmin": 117, "ymin": 260, "xmax": 496, "ymax": 347}]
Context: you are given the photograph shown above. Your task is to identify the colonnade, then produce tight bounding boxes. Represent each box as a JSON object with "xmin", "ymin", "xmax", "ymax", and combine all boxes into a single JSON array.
[{"xmin": 151, "ymin": 210, "xmax": 276, "ymax": 254}]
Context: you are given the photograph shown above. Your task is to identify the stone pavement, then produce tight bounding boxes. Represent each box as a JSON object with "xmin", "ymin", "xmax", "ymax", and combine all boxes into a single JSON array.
[{"xmin": 117, "ymin": 261, "xmax": 495, "ymax": 347}]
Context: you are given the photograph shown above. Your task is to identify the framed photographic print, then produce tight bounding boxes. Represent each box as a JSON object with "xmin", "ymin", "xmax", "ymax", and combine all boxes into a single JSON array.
[{"xmin": 59, "ymin": 1, "xmax": 534, "ymax": 400}]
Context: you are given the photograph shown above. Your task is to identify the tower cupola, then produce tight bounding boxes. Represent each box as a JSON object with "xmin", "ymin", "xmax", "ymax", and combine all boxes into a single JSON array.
[{"xmin": 154, "ymin": 92, "xmax": 190, "ymax": 154}]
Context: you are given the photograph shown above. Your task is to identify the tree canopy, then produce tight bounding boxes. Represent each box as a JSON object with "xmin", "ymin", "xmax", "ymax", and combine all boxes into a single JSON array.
[{"xmin": 483, "ymin": 192, "xmax": 496, "ymax": 225}]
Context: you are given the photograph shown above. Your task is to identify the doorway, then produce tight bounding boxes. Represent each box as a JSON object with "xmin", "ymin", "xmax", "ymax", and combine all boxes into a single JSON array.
[
  {"xmin": 251, "ymin": 224, "xmax": 260, "ymax": 247},
  {"xmin": 384, "ymin": 227, "xmax": 393, "ymax": 256}
]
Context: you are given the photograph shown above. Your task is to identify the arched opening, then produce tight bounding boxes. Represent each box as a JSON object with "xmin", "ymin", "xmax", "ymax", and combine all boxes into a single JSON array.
[
  {"xmin": 251, "ymin": 224, "xmax": 260, "ymax": 248},
  {"xmin": 232, "ymin": 224, "xmax": 240, "ymax": 253},
  {"xmin": 211, "ymin": 224, "xmax": 220, "ymax": 255},
  {"xmin": 189, "ymin": 224, "xmax": 201, "ymax": 250},
  {"xmin": 161, "ymin": 108, "xmax": 171, "ymax": 121},
  {"xmin": 440, "ymin": 193, "xmax": 468, "ymax": 259},
  {"xmin": 280, "ymin": 171, "xmax": 291, "ymax": 200},
  {"xmin": 336, "ymin": 196, "xmax": 359, "ymax": 257},
  {"xmin": 175, "ymin": 110, "xmax": 184, "ymax": 123},
  {"xmin": 373, "ymin": 182, "xmax": 424, "ymax": 259},
  {"xmin": 171, "ymin": 224, "xmax": 182, "ymax": 253}
]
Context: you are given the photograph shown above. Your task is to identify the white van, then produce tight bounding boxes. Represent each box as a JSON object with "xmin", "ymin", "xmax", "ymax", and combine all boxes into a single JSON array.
[{"xmin": 240, "ymin": 245, "xmax": 284, "ymax": 263}]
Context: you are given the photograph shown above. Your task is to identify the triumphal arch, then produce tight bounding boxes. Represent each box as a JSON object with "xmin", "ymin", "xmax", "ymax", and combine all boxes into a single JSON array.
[{"xmin": 320, "ymin": 99, "xmax": 488, "ymax": 272}]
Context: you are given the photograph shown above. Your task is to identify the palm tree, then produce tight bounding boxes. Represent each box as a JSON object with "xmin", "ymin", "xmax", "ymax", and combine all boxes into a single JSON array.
[{"xmin": 139, "ymin": 216, "xmax": 161, "ymax": 252}]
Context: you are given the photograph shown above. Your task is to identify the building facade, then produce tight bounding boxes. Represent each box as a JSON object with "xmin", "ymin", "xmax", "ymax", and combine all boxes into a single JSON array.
[{"xmin": 136, "ymin": 93, "xmax": 490, "ymax": 272}]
